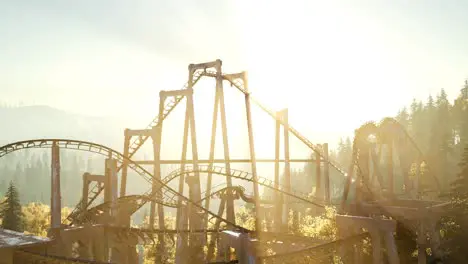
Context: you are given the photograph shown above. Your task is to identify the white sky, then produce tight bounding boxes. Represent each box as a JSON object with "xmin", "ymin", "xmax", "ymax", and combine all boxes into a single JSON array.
[{"xmin": 2, "ymin": 0, "xmax": 468, "ymax": 151}]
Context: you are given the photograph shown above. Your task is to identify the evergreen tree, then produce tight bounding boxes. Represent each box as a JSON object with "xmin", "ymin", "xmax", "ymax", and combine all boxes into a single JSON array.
[
  {"xmin": 396, "ymin": 107, "xmax": 410, "ymax": 129},
  {"xmin": 441, "ymin": 144, "xmax": 468, "ymax": 262},
  {"xmin": 0, "ymin": 181, "xmax": 25, "ymax": 232}
]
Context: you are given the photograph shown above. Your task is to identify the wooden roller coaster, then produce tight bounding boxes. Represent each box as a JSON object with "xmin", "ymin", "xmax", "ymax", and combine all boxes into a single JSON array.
[{"xmin": 0, "ymin": 60, "xmax": 449, "ymax": 264}]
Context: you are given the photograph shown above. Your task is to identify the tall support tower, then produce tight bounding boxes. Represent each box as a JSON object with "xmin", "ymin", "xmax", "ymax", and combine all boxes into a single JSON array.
[
  {"xmin": 273, "ymin": 109, "xmax": 291, "ymax": 232},
  {"xmin": 203, "ymin": 59, "xmax": 235, "ymax": 225}
]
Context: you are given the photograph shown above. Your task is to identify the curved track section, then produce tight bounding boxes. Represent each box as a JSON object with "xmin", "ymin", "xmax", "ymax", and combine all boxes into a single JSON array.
[
  {"xmin": 163, "ymin": 165, "xmax": 327, "ymax": 207},
  {"xmin": 80, "ymin": 165, "xmax": 329, "ymax": 226},
  {"xmin": 0, "ymin": 139, "xmax": 247, "ymax": 232},
  {"xmin": 80, "ymin": 182, "xmax": 310, "ymax": 226},
  {"xmin": 341, "ymin": 117, "xmax": 441, "ymax": 207}
]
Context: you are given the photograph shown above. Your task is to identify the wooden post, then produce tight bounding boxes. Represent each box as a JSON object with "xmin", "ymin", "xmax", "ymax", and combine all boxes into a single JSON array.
[
  {"xmin": 51, "ymin": 141, "xmax": 61, "ymax": 229},
  {"xmin": 388, "ymin": 142, "xmax": 394, "ymax": 197},
  {"xmin": 214, "ymin": 198, "xmax": 227, "ymax": 261},
  {"xmin": 370, "ymin": 228, "xmax": 382, "ymax": 264},
  {"xmin": 315, "ymin": 146, "xmax": 322, "ymax": 201},
  {"xmin": 282, "ymin": 109, "xmax": 291, "ymax": 230},
  {"xmin": 120, "ymin": 129, "xmax": 130, "ymax": 197},
  {"xmin": 175, "ymin": 205, "xmax": 189, "ymax": 264},
  {"xmin": 415, "ymin": 158, "xmax": 421, "ymax": 199},
  {"xmin": 150, "ymin": 95, "xmax": 165, "ymax": 230},
  {"xmin": 104, "ymin": 158, "xmax": 118, "ymax": 219},
  {"xmin": 204, "ymin": 80, "xmax": 221, "ymax": 226},
  {"xmin": 217, "ymin": 61, "xmax": 236, "ymax": 224},
  {"xmin": 274, "ymin": 111, "xmax": 282, "ymax": 231},
  {"xmin": 323, "ymin": 143, "xmax": 330, "ymax": 203},
  {"xmin": 187, "ymin": 65, "xmax": 203, "ymax": 262},
  {"xmin": 175, "ymin": 92, "xmax": 189, "ymax": 261},
  {"xmin": 152, "ymin": 125, "xmax": 165, "ymax": 264},
  {"xmin": 82, "ymin": 173, "xmax": 90, "ymax": 213},
  {"xmin": 418, "ymin": 222, "xmax": 427, "ymax": 264},
  {"xmin": 244, "ymin": 74, "xmax": 261, "ymax": 234}
]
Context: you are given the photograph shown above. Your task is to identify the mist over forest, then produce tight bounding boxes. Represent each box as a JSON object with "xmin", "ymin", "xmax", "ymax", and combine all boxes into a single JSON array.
[{"xmin": 0, "ymin": 82, "xmax": 466, "ymax": 227}]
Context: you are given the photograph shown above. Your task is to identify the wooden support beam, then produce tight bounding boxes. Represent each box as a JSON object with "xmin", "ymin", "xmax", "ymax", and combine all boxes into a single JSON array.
[
  {"xmin": 189, "ymin": 59, "xmax": 221, "ymax": 71},
  {"xmin": 282, "ymin": 109, "xmax": 291, "ymax": 231},
  {"xmin": 125, "ymin": 129, "xmax": 152, "ymax": 137},
  {"xmin": 50, "ymin": 141, "xmax": 61, "ymax": 229},
  {"xmin": 133, "ymin": 158, "xmax": 317, "ymax": 165},
  {"xmin": 160, "ymin": 88, "xmax": 193, "ymax": 98},
  {"xmin": 120, "ymin": 129, "xmax": 130, "ymax": 197},
  {"xmin": 315, "ymin": 145, "xmax": 322, "ymax": 200},
  {"xmin": 204, "ymin": 73, "xmax": 221, "ymax": 227},
  {"xmin": 217, "ymin": 62, "xmax": 236, "ymax": 224},
  {"xmin": 323, "ymin": 143, "xmax": 330, "ymax": 203},
  {"xmin": 244, "ymin": 85, "xmax": 261, "ymax": 234},
  {"xmin": 274, "ymin": 110, "xmax": 282, "ymax": 231}
]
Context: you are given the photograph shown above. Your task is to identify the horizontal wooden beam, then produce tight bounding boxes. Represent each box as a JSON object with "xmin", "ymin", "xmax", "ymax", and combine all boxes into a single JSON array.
[
  {"xmin": 133, "ymin": 158, "xmax": 318, "ymax": 165},
  {"xmin": 125, "ymin": 129, "xmax": 152, "ymax": 137}
]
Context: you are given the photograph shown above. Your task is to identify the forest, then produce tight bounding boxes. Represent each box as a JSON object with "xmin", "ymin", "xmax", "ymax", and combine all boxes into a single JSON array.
[{"xmin": 0, "ymin": 81, "xmax": 467, "ymax": 263}]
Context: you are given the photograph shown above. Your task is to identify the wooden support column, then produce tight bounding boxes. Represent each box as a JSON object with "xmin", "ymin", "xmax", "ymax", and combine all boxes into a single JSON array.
[
  {"xmin": 282, "ymin": 109, "xmax": 291, "ymax": 230},
  {"xmin": 384, "ymin": 230, "xmax": 400, "ymax": 264},
  {"xmin": 315, "ymin": 146, "xmax": 322, "ymax": 201},
  {"xmin": 186, "ymin": 80, "xmax": 204, "ymax": 262},
  {"xmin": 82, "ymin": 173, "xmax": 90, "ymax": 213},
  {"xmin": 217, "ymin": 61, "xmax": 235, "ymax": 224},
  {"xmin": 175, "ymin": 91, "xmax": 190, "ymax": 262},
  {"xmin": 175, "ymin": 205, "xmax": 189, "ymax": 264},
  {"xmin": 274, "ymin": 111, "xmax": 282, "ymax": 231},
  {"xmin": 176, "ymin": 64, "xmax": 204, "ymax": 263},
  {"xmin": 51, "ymin": 141, "xmax": 61, "ymax": 229},
  {"xmin": 388, "ymin": 142, "xmax": 394, "ymax": 197},
  {"xmin": 371, "ymin": 146, "xmax": 384, "ymax": 191},
  {"xmin": 120, "ymin": 129, "xmax": 130, "ymax": 197},
  {"xmin": 336, "ymin": 215, "xmax": 399, "ymax": 264},
  {"xmin": 104, "ymin": 158, "xmax": 118, "ymax": 219},
  {"xmin": 429, "ymin": 218, "xmax": 441, "ymax": 259},
  {"xmin": 244, "ymin": 74, "xmax": 262, "ymax": 234},
  {"xmin": 214, "ymin": 198, "xmax": 227, "ymax": 261},
  {"xmin": 104, "ymin": 159, "xmax": 117, "ymax": 203},
  {"xmin": 204, "ymin": 80, "xmax": 221, "ymax": 226},
  {"xmin": 150, "ymin": 95, "xmax": 166, "ymax": 263},
  {"xmin": 323, "ymin": 143, "xmax": 330, "ymax": 203},
  {"xmin": 415, "ymin": 158, "xmax": 421, "ymax": 199},
  {"xmin": 418, "ymin": 222, "xmax": 427, "ymax": 264},
  {"xmin": 370, "ymin": 227, "xmax": 382, "ymax": 264},
  {"xmin": 341, "ymin": 152, "xmax": 356, "ymax": 211},
  {"xmin": 150, "ymin": 94, "xmax": 165, "ymax": 230}
]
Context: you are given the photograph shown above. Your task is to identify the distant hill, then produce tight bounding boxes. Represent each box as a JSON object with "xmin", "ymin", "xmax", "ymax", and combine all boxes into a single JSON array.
[{"xmin": 0, "ymin": 105, "xmax": 126, "ymax": 149}]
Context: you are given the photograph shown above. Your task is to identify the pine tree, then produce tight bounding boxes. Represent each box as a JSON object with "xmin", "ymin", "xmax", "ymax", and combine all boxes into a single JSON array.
[
  {"xmin": 396, "ymin": 107, "xmax": 410, "ymax": 129},
  {"xmin": 0, "ymin": 181, "xmax": 25, "ymax": 232},
  {"xmin": 441, "ymin": 145, "xmax": 468, "ymax": 262}
]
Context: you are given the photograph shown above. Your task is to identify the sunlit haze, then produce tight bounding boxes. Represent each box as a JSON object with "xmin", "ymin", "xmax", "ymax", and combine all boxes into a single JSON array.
[{"xmin": 2, "ymin": 0, "xmax": 468, "ymax": 148}]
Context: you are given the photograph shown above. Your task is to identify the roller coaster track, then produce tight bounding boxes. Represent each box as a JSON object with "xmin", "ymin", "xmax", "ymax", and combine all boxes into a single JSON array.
[
  {"xmin": 69, "ymin": 71, "xmax": 205, "ymax": 220},
  {"xmin": 71, "ymin": 68, "xmax": 349, "ymax": 224},
  {"xmin": 78, "ymin": 170, "xmax": 328, "ymax": 226},
  {"xmin": 202, "ymin": 71, "xmax": 348, "ymax": 176},
  {"xmin": 84, "ymin": 182, "xmax": 301, "ymax": 226},
  {"xmin": 0, "ymin": 139, "xmax": 247, "ymax": 232},
  {"xmin": 341, "ymin": 118, "xmax": 441, "ymax": 207},
  {"xmin": 162, "ymin": 165, "xmax": 328, "ymax": 207}
]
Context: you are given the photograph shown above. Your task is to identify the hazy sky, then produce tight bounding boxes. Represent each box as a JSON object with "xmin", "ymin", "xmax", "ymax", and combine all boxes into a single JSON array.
[{"xmin": 2, "ymin": 0, "xmax": 468, "ymax": 147}]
